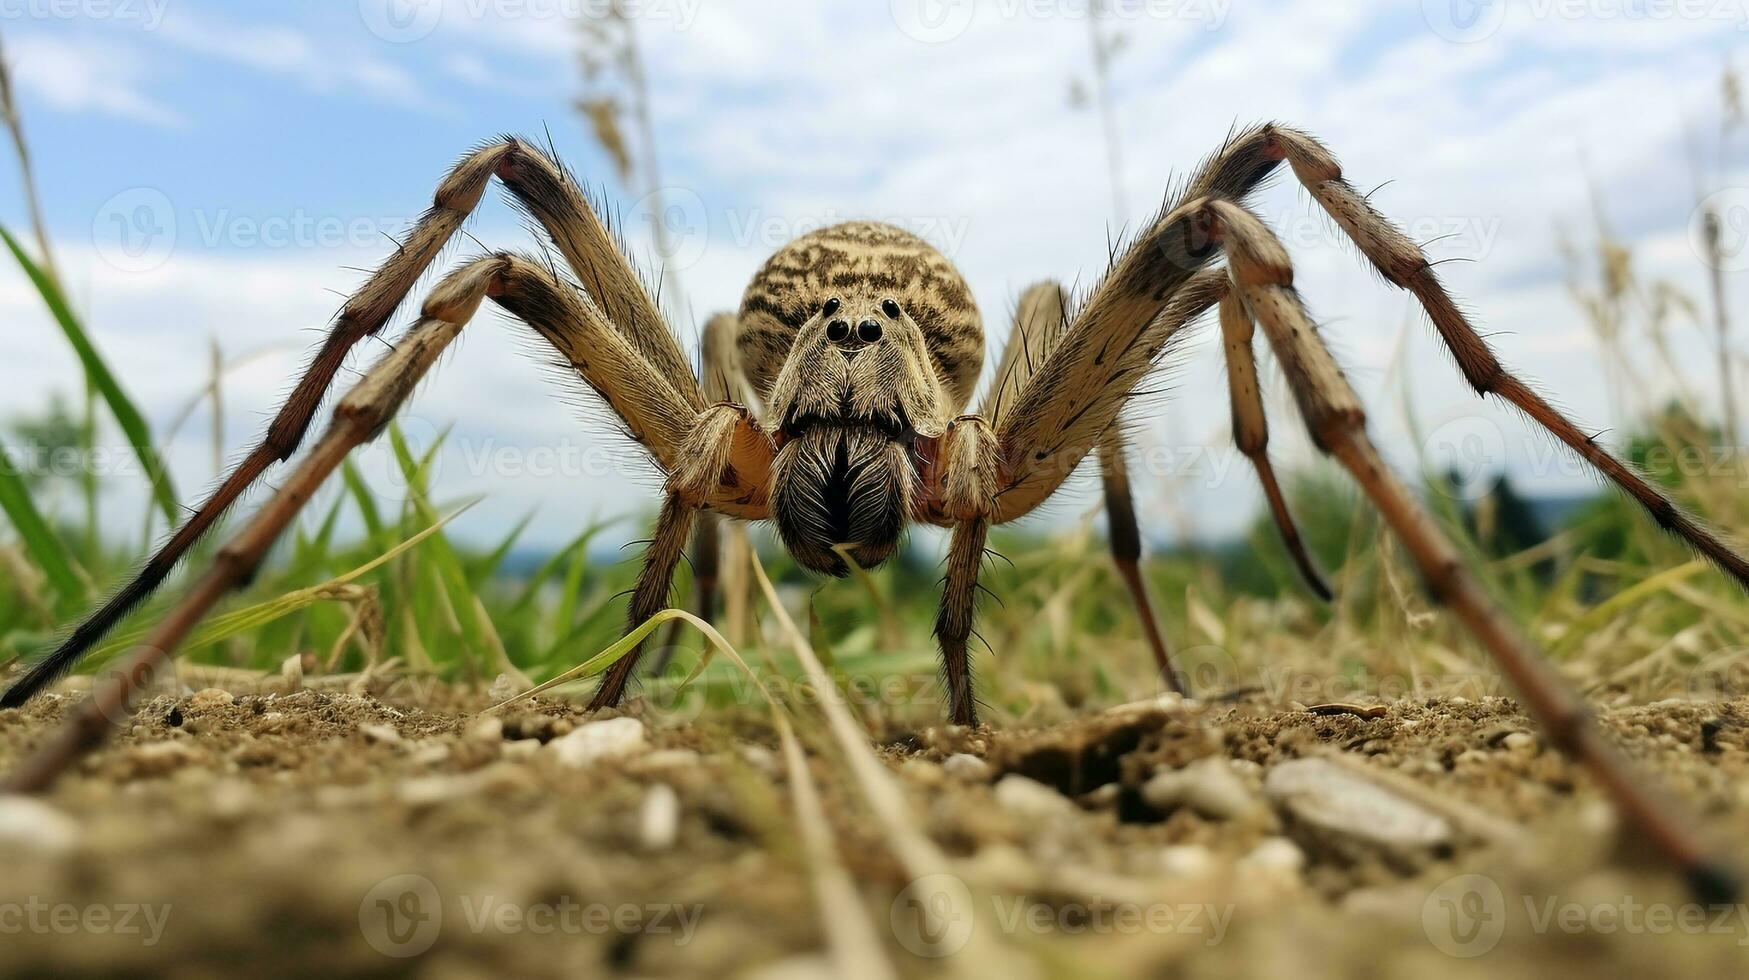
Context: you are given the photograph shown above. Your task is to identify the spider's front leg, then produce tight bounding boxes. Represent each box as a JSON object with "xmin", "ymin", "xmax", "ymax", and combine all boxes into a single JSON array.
[
  {"xmin": 922, "ymin": 415, "xmax": 1004, "ymax": 726},
  {"xmin": 587, "ymin": 401, "xmax": 774, "ymax": 710}
]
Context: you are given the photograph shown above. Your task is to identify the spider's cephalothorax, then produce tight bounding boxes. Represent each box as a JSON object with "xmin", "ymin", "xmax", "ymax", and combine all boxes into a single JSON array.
[
  {"xmin": 738, "ymin": 222, "xmax": 983, "ymax": 575},
  {"xmin": 7, "ymin": 127, "xmax": 1745, "ymax": 900}
]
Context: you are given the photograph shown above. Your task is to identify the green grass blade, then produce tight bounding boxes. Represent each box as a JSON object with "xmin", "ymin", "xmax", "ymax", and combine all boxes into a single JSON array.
[
  {"xmin": 0, "ymin": 223, "xmax": 179, "ymax": 525},
  {"xmin": 0, "ymin": 441, "xmax": 87, "ymax": 602}
]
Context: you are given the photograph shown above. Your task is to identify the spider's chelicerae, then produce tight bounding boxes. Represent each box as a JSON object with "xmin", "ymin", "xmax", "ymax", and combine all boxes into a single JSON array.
[{"xmin": 3, "ymin": 124, "xmax": 1742, "ymax": 898}]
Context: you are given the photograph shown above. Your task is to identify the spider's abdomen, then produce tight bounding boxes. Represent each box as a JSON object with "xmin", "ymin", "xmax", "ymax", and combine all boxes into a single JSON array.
[{"xmin": 737, "ymin": 221, "xmax": 983, "ymax": 414}]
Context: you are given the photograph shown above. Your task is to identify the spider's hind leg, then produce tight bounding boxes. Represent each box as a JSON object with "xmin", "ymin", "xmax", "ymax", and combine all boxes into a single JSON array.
[
  {"xmin": 1205, "ymin": 196, "xmax": 1737, "ymax": 902},
  {"xmin": 1263, "ymin": 123, "xmax": 1749, "ymax": 589}
]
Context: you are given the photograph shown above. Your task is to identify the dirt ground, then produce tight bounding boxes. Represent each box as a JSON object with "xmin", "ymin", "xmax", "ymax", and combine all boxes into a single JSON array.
[{"xmin": 1, "ymin": 673, "xmax": 1747, "ymax": 979}]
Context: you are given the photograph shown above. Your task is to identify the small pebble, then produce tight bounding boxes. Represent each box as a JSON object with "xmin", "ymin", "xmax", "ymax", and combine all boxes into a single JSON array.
[
  {"xmin": 464, "ymin": 716, "xmax": 504, "ymax": 744},
  {"xmin": 545, "ymin": 717, "xmax": 648, "ymax": 768},
  {"xmin": 186, "ymin": 688, "xmax": 234, "ymax": 711},
  {"xmin": 0, "ymin": 797, "xmax": 78, "ymax": 856},
  {"xmin": 360, "ymin": 724, "xmax": 402, "ymax": 746},
  {"xmin": 993, "ymin": 775, "xmax": 1076, "ymax": 821},
  {"xmin": 1241, "ymin": 837, "xmax": 1306, "ymax": 874},
  {"xmin": 1142, "ymin": 757, "xmax": 1267, "ymax": 822},
  {"xmin": 738, "ymin": 745, "xmax": 780, "ymax": 775},
  {"xmin": 1159, "ymin": 844, "xmax": 1216, "ymax": 878},
  {"xmin": 942, "ymin": 754, "xmax": 990, "ymax": 780},
  {"xmin": 1264, "ymin": 759, "xmax": 1453, "ymax": 861},
  {"xmin": 1501, "ymin": 732, "xmax": 1537, "ymax": 752},
  {"xmin": 640, "ymin": 783, "xmax": 681, "ymax": 851}
]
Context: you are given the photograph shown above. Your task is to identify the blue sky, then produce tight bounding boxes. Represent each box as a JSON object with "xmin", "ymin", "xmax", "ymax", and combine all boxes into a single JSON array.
[{"xmin": 0, "ymin": 1, "xmax": 1745, "ymax": 554}]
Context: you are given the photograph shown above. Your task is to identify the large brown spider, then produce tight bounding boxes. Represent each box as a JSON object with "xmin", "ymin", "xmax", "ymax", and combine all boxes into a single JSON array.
[{"xmin": 2, "ymin": 124, "xmax": 1741, "ymax": 898}]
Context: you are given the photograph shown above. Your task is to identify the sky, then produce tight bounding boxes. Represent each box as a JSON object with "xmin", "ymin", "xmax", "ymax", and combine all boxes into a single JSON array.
[{"xmin": 0, "ymin": 0, "xmax": 1745, "ymax": 557}]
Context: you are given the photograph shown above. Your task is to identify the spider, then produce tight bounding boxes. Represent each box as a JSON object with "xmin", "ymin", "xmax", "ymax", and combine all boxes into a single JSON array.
[{"xmin": 2, "ymin": 124, "xmax": 1741, "ymax": 898}]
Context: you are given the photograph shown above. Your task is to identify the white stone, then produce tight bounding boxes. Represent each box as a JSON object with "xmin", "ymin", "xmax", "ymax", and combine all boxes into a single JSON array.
[
  {"xmin": 1264, "ymin": 758, "xmax": 1452, "ymax": 860},
  {"xmin": 1240, "ymin": 837, "xmax": 1306, "ymax": 874},
  {"xmin": 1159, "ymin": 844, "xmax": 1216, "ymax": 878},
  {"xmin": 738, "ymin": 745, "xmax": 780, "ymax": 775},
  {"xmin": 360, "ymin": 723, "xmax": 402, "ymax": 745},
  {"xmin": 186, "ymin": 688, "xmax": 234, "ymax": 711},
  {"xmin": 464, "ymin": 716, "xmax": 504, "ymax": 744},
  {"xmin": 993, "ymin": 775, "xmax": 1076, "ymax": 821},
  {"xmin": 942, "ymin": 753, "xmax": 990, "ymax": 780},
  {"xmin": 545, "ymin": 717, "xmax": 648, "ymax": 768},
  {"xmin": 0, "ymin": 797, "xmax": 78, "ymax": 855},
  {"xmin": 1141, "ymin": 757, "xmax": 1266, "ymax": 821},
  {"xmin": 640, "ymin": 783, "xmax": 681, "ymax": 851}
]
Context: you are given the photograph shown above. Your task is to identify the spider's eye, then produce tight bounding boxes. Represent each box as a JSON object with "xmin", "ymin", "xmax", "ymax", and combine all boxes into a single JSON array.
[
  {"xmin": 822, "ymin": 298, "xmax": 841, "ymax": 318},
  {"xmin": 826, "ymin": 319, "xmax": 851, "ymax": 342},
  {"xmin": 881, "ymin": 299, "xmax": 902, "ymax": 319}
]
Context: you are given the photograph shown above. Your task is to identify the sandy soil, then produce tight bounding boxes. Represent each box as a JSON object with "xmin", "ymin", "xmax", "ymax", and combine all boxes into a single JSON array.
[{"xmin": 1, "ymin": 675, "xmax": 1747, "ymax": 979}]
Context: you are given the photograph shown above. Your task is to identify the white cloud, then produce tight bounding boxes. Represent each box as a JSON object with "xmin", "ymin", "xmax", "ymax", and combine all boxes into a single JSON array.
[
  {"xmin": 155, "ymin": 8, "xmax": 433, "ymax": 110},
  {"xmin": 4, "ymin": 35, "xmax": 184, "ymax": 128}
]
